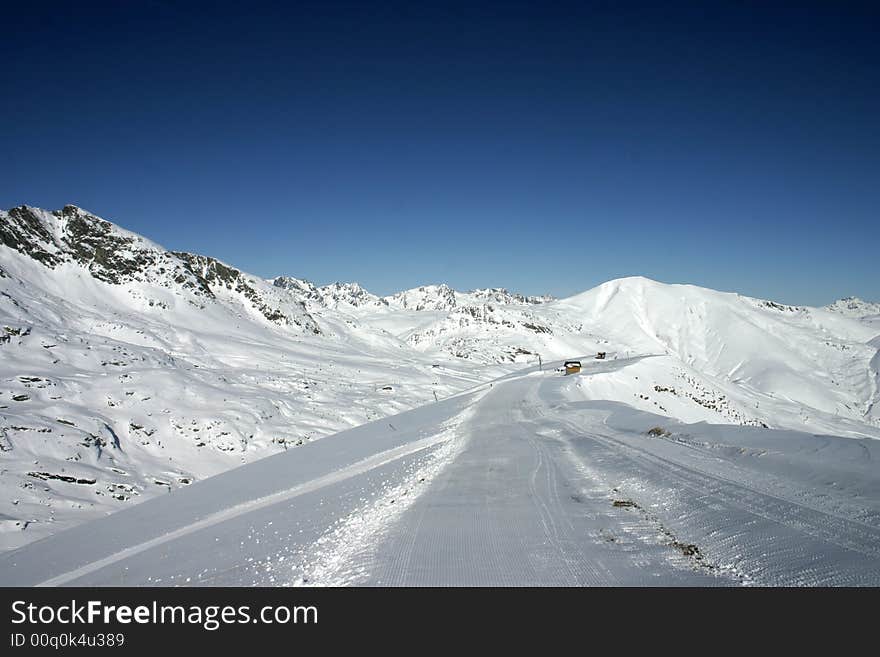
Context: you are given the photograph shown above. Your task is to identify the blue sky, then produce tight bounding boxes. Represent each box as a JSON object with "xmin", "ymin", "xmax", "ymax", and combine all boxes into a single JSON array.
[{"xmin": 1, "ymin": 1, "xmax": 877, "ymax": 304}]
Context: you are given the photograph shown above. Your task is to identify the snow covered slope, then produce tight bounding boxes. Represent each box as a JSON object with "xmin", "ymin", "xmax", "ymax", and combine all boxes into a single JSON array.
[
  {"xmin": 826, "ymin": 296, "xmax": 880, "ymax": 319},
  {"xmin": 350, "ymin": 277, "xmax": 880, "ymax": 439},
  {"xmin": 3, "ymin": 364, "xmax": 878, "ymax": 587},
  {"xmin": 826, "ymin": 296, "xmax": 880, "ymax": 331},
  {"xmin": 272, "ymin": 277, "xmax": 389, "ymax": 310},
  {"xmin": 1, "ymin": 204, "xmax": 878, "ymax": 559},
  {"xmin": 383, "ymin": 283, "xmax": 552, "ymax": 311},
  {"xmin": 552, "ymin": 278, "xmax": 880, "ymax": 435},
  {"xmin": 0, "ymin": 206, "xmax": 491, "ymax": 550}
]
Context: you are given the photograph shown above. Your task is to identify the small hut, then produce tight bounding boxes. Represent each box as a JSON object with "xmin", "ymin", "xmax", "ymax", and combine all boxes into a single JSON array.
[
  {"xmin": 564, "ymin": 360, "xmax": 582, "ymax": 375},
  {"xmin": 596, "ymin": 351, "xmax": 607, "ymax": 360}
]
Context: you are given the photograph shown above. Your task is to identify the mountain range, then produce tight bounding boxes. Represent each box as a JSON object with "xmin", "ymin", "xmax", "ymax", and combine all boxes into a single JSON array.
[{"xmin": 1, "ymin": 204, "xmax": 878, "ymax": 552}]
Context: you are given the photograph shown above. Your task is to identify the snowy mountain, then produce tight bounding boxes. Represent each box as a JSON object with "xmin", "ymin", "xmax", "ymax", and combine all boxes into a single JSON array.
[
  {"xmin": 826, "ymin": 297, "xmax": 880, "ymax": 330},
  {"xmin": 272, "ymin": 277, "xmax": 389, "ymax": 310},
  {"xmin": 384, "ymin": 283, "xmax": 459, "ymax": 311},
  {"xmin": 0, "ymin": 206, "xmax": 488, "ymax": 550},
  {"xmin": 554, "ymin": 278, "xmax": 880, "ymax": 431},
  {"xmin": 356, "ymin": 276, "xmax": 880, "ymax": 433},
  {"xmin": 1, "ymin": 205, "xmax": 320, "ymax": 333},
  {"xmin": 826, "ymin": 296, "xmax": 880, "ymax": 317},
  {"xmin": 382, "ymin": 283, "xmax": 552, "ymax": 312},
  {"xmin": 1, "ymin": 205, "xmax": 879, "ymax": 558},
  {"xmin": 464, "ymin": 287, "xmax": 555, "ymax": 306}
]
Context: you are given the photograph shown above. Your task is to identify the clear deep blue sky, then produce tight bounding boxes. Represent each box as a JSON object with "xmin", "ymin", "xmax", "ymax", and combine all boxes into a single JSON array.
[{"xmin": 1, "ymin": 1, "xmax": 877, "ymax": 304}]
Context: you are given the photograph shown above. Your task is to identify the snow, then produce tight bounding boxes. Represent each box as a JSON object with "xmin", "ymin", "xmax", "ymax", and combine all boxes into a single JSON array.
[
  {"xmin": 0, "ymin": 207, "xmax": 493, "ymax": 550},
  {"xmin": 1, "ymin": 206, "xmax": 879, "ymax": 584},
  {"xmin": 2, "ymin": 363, "xmax": 878, "ymax": 587}
]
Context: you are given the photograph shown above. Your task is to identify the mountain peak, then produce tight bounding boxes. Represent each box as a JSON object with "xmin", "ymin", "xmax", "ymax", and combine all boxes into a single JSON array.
[
  {"xmin": 383, "ymin": 283, "xmax": 552, "ymax": 311},
  {"xmin": 826, "ymin": 296, "xmax": 880, "ymax": 319},
  {"xmin": 317, "ymin": 281, "xmax": 388, "ymax": 308},
  {"xmin": 385, "ymin": 284, "xmax": 459, "ymax": 311},
  {"xmin": 2, "ymin": 206, "xmax": 320, "ymax": 332},
  {"xmin": 1, "ymin": 205, "xmax": 164, "ymax": 276}
]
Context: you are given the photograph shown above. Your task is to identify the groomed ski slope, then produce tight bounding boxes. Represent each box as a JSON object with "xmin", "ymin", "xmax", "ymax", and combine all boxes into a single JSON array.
[{"xmin": 2, "ymin": 358, "xmax": 878, "ymax": 587}]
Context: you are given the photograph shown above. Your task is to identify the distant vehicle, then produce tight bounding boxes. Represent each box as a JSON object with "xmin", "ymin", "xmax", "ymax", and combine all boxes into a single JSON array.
[
  {"xmin": 596, "ymin": 351, "xmax": 606, "ymax": 360},
  {"xmin": 563, "ymin": 360, "xmax": 581, "ymax": 375}
]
